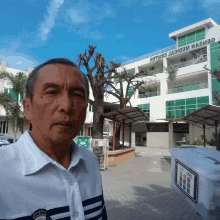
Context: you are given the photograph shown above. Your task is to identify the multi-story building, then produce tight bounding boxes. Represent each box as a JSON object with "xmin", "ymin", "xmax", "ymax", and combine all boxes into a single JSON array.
[
  {"xmin": 109, "ymin": 18, "xmax": 220, "ymax": 149},
  {"xmin": 0, "ymin": 61, "xmax": 34, "ymax": 138}
]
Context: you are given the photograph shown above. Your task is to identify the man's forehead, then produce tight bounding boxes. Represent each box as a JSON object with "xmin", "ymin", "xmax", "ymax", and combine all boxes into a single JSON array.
[{"xmin": 37, "ymin": 64, "xmax": 84, "ymax": 84}]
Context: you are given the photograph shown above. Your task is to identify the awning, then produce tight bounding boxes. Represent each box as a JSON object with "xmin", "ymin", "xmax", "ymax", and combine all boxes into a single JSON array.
[
  {"xmin": 102, "ymin": 106, "xmax": 149, "ymax": 125},
  {"xmin": 182, "ymin": 105, "xmax": 220, "ymax": 126},
  {"xmin": 182, "ymin": 105, "xmax": 220, "ymax": 150}
]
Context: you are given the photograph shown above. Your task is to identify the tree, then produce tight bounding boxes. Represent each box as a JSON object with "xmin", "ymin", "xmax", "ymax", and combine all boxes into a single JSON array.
[
  {"xmin": 78, "ymin": 45, "xmax": 121, "ymax": 139},
  {"xmin": 0, "ymin": 71, "xmax": 28, "ymax": 142},
  {"xmin": 104, "ymin": 67, "xmax": 157, "ymax": 139}
]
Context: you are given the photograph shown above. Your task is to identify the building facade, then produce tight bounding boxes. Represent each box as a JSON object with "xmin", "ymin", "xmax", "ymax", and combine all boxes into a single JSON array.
[{"xmin": 109, "ymin": 18, "xmax": 220, "ymax": 148}]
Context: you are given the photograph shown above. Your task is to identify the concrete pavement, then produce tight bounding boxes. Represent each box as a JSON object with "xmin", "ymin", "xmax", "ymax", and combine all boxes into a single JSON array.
[{"xmin": 101, "ymin": 147, "xmax": 203, "ymax": 220}]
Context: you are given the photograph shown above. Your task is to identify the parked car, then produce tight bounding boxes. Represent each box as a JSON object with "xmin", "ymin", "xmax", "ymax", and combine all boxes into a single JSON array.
[{"xmin": 0, "ymin": 136, "xmax": 17, "ymax": 147}]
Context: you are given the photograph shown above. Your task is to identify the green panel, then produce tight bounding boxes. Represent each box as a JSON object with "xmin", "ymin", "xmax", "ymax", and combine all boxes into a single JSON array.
[
  {"xmin": 196, "ymin": 28, "xmax": 205, "ymax": 41},
  {"xmin": 166, "ymin": 110, "xmax": 175, "ymax": 118},
  {"xmin": 186, "ymin": 97, "xmax": 196, "ymax": 105},
  {"xmin": 166, "ymin": 100, "xmax": 175, "ymax": 107},
  {"xmin": 176, "ymin": 109, "xmax": 185, "ymax": 118},
  {"xmin": 187, "ymin": 32, "xmax": 196, "ymax": 44},
  {"xmin": 175, "ymin": 99, "xmax": 185, "ymax": 106},
  {"xmin": 178, "ymin": 35, "xmax": 187, "ymax": 47},
  {"xmin": 142, "ymin": 104, "xmax": 149, "ymax": 110},
  {"xmin": 114, "ymin": 78, "xmax": 119, "ymax": 82},
  {"xmin": 197, "ymin": 103, "xmax": 207, "ymax": 109},
  {"xmin": 9, "ymin": 89, "xmax": 18, "ymax": 102},
  {"xmin": 186, "ymin": 104, "xmax": 196, "ymax": 109},
  {"xmin": 4, "ymin": 88, "xmax": 8, "ymax": 94},
  {"xmin": 186, "ymin": 108, "xmax": 196, "ymax": 115},
  {"xmin": 197, "ymin": 96, "xmax": 209, "ymax": 104}
]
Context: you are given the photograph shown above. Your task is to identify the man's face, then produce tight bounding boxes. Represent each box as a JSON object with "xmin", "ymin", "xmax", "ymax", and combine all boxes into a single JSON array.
[{"xmin": 24, "ymin": 64, "xmax": 88, "ymax": 145}]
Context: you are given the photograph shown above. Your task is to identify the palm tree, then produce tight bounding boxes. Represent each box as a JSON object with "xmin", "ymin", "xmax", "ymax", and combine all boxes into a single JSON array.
[{"xmin": 0, "ymin": 71, "xmax": 28, "ymax": 142}]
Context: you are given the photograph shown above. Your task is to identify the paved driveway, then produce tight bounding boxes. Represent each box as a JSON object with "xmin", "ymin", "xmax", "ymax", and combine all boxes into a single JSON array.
[{"xmin": 101, "ymin": 148, "xmax": 203, "ymax": 220}]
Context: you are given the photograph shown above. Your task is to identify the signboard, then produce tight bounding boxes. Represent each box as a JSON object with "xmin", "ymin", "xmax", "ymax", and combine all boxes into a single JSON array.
[
  {"xmin": 175, "ymin": 159, "xmax": 199, "ymax": 203},
  {"xmin": 150, "ymin": 38, "xmax": 215, "ymax": 62},
  {"xmin": 77, "ymin": 137, "xmax": 90, "ymax": 149}
]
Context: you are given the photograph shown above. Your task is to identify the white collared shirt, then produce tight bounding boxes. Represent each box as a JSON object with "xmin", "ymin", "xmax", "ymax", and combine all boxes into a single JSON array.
[{"xmin": 0, "ymin": 131, "xmax": 107, "ymax": 220}]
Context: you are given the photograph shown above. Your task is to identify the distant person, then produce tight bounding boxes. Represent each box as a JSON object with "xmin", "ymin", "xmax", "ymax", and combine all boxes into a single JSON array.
[{"xmin": 0, "ymin": 58, "xmax": 107, "ymax": 220}]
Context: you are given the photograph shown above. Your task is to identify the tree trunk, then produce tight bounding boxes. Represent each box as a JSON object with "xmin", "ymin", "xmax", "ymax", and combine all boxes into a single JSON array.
[
  {"xmin": 116, "ymin": 98, "xmax": 127, "ymax": 140},
  {"xmin": 92, "ymin": 97, "xmax": 104, "ymax": 139}
]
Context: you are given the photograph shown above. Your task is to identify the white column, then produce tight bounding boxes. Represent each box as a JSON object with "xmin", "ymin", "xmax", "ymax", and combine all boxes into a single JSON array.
[
  {"xmin": 0, "ymin": 61, "xmax": 6, "ymax": 93},
  {"xmin": 207, "ymin": 44, "xmax": 212, "ymax": 105}
]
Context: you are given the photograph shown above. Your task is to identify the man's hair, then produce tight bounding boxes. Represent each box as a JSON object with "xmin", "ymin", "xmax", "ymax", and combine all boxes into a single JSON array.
[{"xmin": 25, "ymin": 58, "xmax": 89, "ymax": 100}]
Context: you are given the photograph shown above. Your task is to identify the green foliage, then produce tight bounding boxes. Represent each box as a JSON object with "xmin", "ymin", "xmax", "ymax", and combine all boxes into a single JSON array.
[
  {"xmin": 0, "ymin": 71, "xmax": 28, "ymax": 138},
  {"xmin": 193, "ymin": 136, "xmax": 209, "ymax": 146},
  {"xmin": 166, "ymin": 66, "xmax": 178, "ymax": 82}
]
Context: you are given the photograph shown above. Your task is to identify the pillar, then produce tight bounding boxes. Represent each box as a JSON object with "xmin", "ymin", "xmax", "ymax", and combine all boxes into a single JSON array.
[
  {"xmin": 189, "ymin": 122, "xmax": 195, "ymax": 145},
  {"xmin": 169, "ymin": 121, "xmax": 174, "ymax": 148}
]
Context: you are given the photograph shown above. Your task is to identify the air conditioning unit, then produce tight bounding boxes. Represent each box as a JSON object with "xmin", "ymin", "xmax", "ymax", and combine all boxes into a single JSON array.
[{"xmin": 181, "ymin": 58, "xmax": 186, "ymax": 62}]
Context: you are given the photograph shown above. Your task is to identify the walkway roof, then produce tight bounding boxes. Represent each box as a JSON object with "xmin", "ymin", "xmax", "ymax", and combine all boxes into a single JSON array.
[
  {"xmin": 182, "ymin": 105, "xmax": 220, "ymax": 126},
  {"xmin": 102, "ymin": 106, "xmax": 149, "ymax": 125}
]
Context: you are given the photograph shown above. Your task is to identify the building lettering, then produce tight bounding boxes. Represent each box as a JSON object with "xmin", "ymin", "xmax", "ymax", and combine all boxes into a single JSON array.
[{"xmin": 150, "ymin": 38, "xmax": 215, "ymax": 62}]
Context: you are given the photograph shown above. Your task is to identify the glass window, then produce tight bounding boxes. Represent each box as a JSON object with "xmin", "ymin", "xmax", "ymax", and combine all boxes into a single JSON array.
[{"xmin": 0, "ymin": 121, "xmax": 8, "ymax": 134}]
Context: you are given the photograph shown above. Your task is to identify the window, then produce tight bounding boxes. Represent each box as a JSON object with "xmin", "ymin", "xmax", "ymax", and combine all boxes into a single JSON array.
[
  {"xmin": 79, "ymin": 128, "xmax": 84, "ymax": 136},
  {"xmin": 89, "ymin": 104, "xmax": 94, "ymax": 112},
  {"xmin": 147, "ymin": 123, "xmax": 168, "ymax": 132},
  {"xmin": 88, "ymin": 127, "xmax": 93, "ymax": 136},
  {"xmin": 0, "ymin": 121, "xmax": 8, "ymax": 134}
]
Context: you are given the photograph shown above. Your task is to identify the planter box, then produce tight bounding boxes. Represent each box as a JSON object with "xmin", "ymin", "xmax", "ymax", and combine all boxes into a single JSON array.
[{"xmin": 107, "ymin": 148, "xmax": 135, "ymax": 166}]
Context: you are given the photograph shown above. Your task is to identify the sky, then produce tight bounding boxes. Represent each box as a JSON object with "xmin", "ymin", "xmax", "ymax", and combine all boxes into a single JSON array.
[{"xmin": 0, "ymin": 0, "xmax": 220, "ymax": 72}]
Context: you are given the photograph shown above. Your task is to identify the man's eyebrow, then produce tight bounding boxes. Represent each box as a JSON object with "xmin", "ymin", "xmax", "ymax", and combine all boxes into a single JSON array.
[{"xmin": 43, "ymin": 83, "xmax": 59, "ymax": 90}]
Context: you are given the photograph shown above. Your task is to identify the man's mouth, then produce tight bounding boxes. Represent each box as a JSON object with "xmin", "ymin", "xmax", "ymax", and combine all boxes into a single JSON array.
[{"xmin": 56, "ymin": 123, "xmax": 73, "ymax": 128}]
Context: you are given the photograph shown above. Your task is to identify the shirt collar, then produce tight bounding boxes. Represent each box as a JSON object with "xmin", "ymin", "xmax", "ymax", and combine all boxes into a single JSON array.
[{"xmin": 19, "ymin": 131, "xmax": 86, "ymax": 176}]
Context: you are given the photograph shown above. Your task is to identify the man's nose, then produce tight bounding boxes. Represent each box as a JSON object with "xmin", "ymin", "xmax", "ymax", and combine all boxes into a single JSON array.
[{"xmin": 59, "ymin": 92, "xmax": 73, "ymax": 113}]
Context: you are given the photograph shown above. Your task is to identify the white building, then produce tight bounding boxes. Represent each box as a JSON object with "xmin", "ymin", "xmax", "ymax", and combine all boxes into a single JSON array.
[{"xmin": 104, "ymin": 18, "xmax": 220, "ymax": 149}]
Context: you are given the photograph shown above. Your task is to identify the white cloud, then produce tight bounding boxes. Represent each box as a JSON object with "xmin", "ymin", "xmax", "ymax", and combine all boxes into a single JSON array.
[
  {"xmin": 142, "ymin": 0, "xmax": 156, "ymax": 7},
  {"xmin": 169, "ymin": 2, "xmax": 184, "ymax": 14},
  {"xmin": 65, "ymin": 1, "xmax": 115, "ymax": 39},
  {"xmin": 134, "ymin": 17, "xmax": 143, "ymax": 23},
  {"xmin": 39, "ymin": 0, "xmax": 64, "ymax": 41},
  {"xmin": 77, "ymin": 28, "xmax": 104, "ymax": 40},
  {"xmin": 118, "ymin": 0, "xmax": 137, "ymax": 7},
  {"xmin": 68, "ymin": 8, "xmax": 87, "ymax": 23},
  {"xmin": 116, "ymin": 33, "xmax": 125, "ymax": 39},
  {"xmin": 113, "ymin": 55, "xmax": 131, "ymax": 62},
  {"xmin": 16, "ymin": 61, "xmax": 22, "ymax": 64}
]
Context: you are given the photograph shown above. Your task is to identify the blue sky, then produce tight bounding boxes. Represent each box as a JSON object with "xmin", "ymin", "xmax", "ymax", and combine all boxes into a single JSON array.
[{"xmin": 0, "ymin": 0, "xmax": 220, "ymax": 72}]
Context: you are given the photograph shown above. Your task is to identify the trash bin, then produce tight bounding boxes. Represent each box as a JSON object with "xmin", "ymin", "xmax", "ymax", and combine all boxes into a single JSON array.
[
  {"xmin": 77, "ymin": 137, "xmax": 90, "ymax": 149},
  {"xmin": 170, "ymin": 146, "xmax": 220, "ymax": 219}
]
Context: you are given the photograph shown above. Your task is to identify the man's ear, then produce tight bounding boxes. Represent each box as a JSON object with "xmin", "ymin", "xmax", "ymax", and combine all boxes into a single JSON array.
[{"xmin": 22, "ymin": 98, "xmax": 32, "ymax": 121}]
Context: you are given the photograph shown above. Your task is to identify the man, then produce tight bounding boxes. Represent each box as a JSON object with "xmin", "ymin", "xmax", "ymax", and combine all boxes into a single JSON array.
[{"xmin": 0, "ymin": 58, "xmax": 107, "ymax": 220}]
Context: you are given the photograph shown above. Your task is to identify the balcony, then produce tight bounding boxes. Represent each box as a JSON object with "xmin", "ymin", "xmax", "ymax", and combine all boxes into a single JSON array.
[
  {"xmin": 167, "ymin": 82, "xmax": 208, "ymax": 94},
  {"xmin": 139, "ymin": 90, "xmax": 160, "ymax": 98},
  {"xmin": 168, "ymin": 55, "xmax": 207, "ymax": 70}
]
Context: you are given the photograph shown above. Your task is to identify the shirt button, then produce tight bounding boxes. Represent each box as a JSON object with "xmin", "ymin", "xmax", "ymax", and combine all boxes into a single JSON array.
[{"xmin": 75, "ymin": 212, "xmax": 79, "ymax": 217}]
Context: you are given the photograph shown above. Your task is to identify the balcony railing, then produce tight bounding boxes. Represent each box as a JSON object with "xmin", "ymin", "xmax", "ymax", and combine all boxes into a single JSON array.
[
  {"xmin": 139, "ymin": 90, "xmax": 160, "ymax": 98},
  {"xmin": 168, "ymin": 55, "xmax": 207, "ymax": 70},
  {"xmin": 167, "ymin": 82, "xmax": 208, "ymax": 94}
]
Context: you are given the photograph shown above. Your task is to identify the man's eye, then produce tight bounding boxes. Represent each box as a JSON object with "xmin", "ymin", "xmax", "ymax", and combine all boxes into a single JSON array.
[{"xmin": 46, "ymin": 90, "xmax": 58, "ymax": 94}]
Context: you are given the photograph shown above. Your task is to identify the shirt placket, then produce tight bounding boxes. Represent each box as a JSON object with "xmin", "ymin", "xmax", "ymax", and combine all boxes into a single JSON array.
[{"xmin": 58, "ymin": 167, "xmax": 85, "ymax": 220}]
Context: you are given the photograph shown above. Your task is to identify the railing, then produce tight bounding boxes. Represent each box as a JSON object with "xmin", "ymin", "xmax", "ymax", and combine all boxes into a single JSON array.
[
  {"xmin": 139, "ymin": 90, "xmax": 160, "ymax": 98},
  {"xmin": 167, "ymin": 82, "xmax": 208, "ymax": 94},
  {"xmin": 168, "ymin": 55, "xmax": 207, "ymax": 70},
  {"xmin": 121, "ymin": 44, "xmax": 177, "ymax": 66}
]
